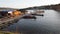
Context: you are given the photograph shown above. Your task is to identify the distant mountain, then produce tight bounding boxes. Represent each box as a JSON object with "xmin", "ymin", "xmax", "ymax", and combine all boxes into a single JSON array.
[
  {"xmin": 0, "ymin": 7, "xmax": 18, "ymax": 11},
  {"xmin": 20, "ymin": 3, "xmax": 60, "ymax": 11},
  {"xmin": 50, "ymin": 4, "xmax": 60, "ymax": 11}
]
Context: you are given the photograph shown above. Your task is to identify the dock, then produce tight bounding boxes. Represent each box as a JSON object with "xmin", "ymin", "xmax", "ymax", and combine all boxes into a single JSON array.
[
  {"xmin": 0, "ymin": 13, "xmax": 31, "ymax": 29},
  {"xmin": 0, "ymin": 15, "xmax": 24, "ymax": 29}
]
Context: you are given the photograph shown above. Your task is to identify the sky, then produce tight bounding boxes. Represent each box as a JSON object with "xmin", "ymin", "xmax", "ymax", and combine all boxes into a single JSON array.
[{"xmin": 0, "ymin": 0, "xmax": 60, "ymax": 9}]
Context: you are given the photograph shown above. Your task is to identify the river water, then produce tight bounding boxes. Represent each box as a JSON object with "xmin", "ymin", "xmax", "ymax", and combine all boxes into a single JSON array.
[{"xmin": 2, "ymin": 10, "xmax": 60, "ymax": 34}]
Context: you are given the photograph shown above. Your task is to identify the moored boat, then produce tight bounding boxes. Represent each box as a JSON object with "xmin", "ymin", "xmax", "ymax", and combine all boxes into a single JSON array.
[
  {"xmin": 22, "ymin": 15, "xmax": 36, "ymax": 19},
  {"xmin": 31, "ymin": 10, "xmax": 44, "ymax": 16}
]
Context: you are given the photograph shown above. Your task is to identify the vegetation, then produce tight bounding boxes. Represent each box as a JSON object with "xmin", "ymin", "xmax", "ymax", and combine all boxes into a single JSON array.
[
  {"xmin": 0, "ymin": 31, "xmax": 21, "ymax": 34},
  {"xmin": 19, "ymin": 4, "xmax": 60, "ymax": 10}
]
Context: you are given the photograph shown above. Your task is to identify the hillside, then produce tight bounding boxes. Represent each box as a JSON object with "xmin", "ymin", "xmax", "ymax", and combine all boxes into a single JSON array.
[
  {"xmin": 20, "ymin": 4, "xmax": 60, "ymax": 11},
  {"xmin": 0, "ymin": 7, "xmax": 18, "ymax": 11}
]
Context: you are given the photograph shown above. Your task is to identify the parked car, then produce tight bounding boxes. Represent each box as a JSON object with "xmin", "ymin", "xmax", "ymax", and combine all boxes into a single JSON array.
[
  {"xmin": 0, "ymin": 15, "xmax": 3, "ymax": 18},
  {"xmin": 0, "ymin": 11, "xmax": 8, "ymax": 17}
]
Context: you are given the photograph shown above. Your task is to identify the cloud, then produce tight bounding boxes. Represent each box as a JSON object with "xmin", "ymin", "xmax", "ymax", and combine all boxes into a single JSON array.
[{"xmin": 0, "ymin": 0, "xmax": 60, "ymax": 8}]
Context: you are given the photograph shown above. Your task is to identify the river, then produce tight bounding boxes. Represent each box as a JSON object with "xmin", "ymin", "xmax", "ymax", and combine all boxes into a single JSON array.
[{"xmin": 2, "ymin": 10, "xmax": 60, "ymax": 34}]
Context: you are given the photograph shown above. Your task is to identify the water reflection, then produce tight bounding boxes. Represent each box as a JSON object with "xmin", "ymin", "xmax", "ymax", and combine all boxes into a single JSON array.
[{"xmin": 2, "ymin": 10, "xmax": 60, "ymax": 34}]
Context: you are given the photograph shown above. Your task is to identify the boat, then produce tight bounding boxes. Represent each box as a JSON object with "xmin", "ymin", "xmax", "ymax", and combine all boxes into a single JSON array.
[
  {"xmin": 31, "ymin": 10, "xmax": 44, "ymax": 16},
  {"xmin": 22, "ymin": 15, "xmax": 36, "ymax": 19}
]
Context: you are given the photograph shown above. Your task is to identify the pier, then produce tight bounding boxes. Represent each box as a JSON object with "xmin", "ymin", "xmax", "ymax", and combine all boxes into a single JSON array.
[
  {"xmin": 0, "ymin": 15, "xmax": 22, "ymax": 29},
  {"xmin": 0, "ymin": 10, "xmax": 27, "ymax": 29},
  {"xmin": 0, "ymin": 12, "xmax": 32, "ymax": 29}
]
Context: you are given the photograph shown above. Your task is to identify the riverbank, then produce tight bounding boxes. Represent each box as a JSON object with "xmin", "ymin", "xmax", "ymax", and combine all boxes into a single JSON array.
[
  {"xmin": 0, "ymin": 31, "xmax": 20, "ymax": 34},
  {"xmin": 0, "ymin": 15, "xmax": 23, "ymax": 29}
]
